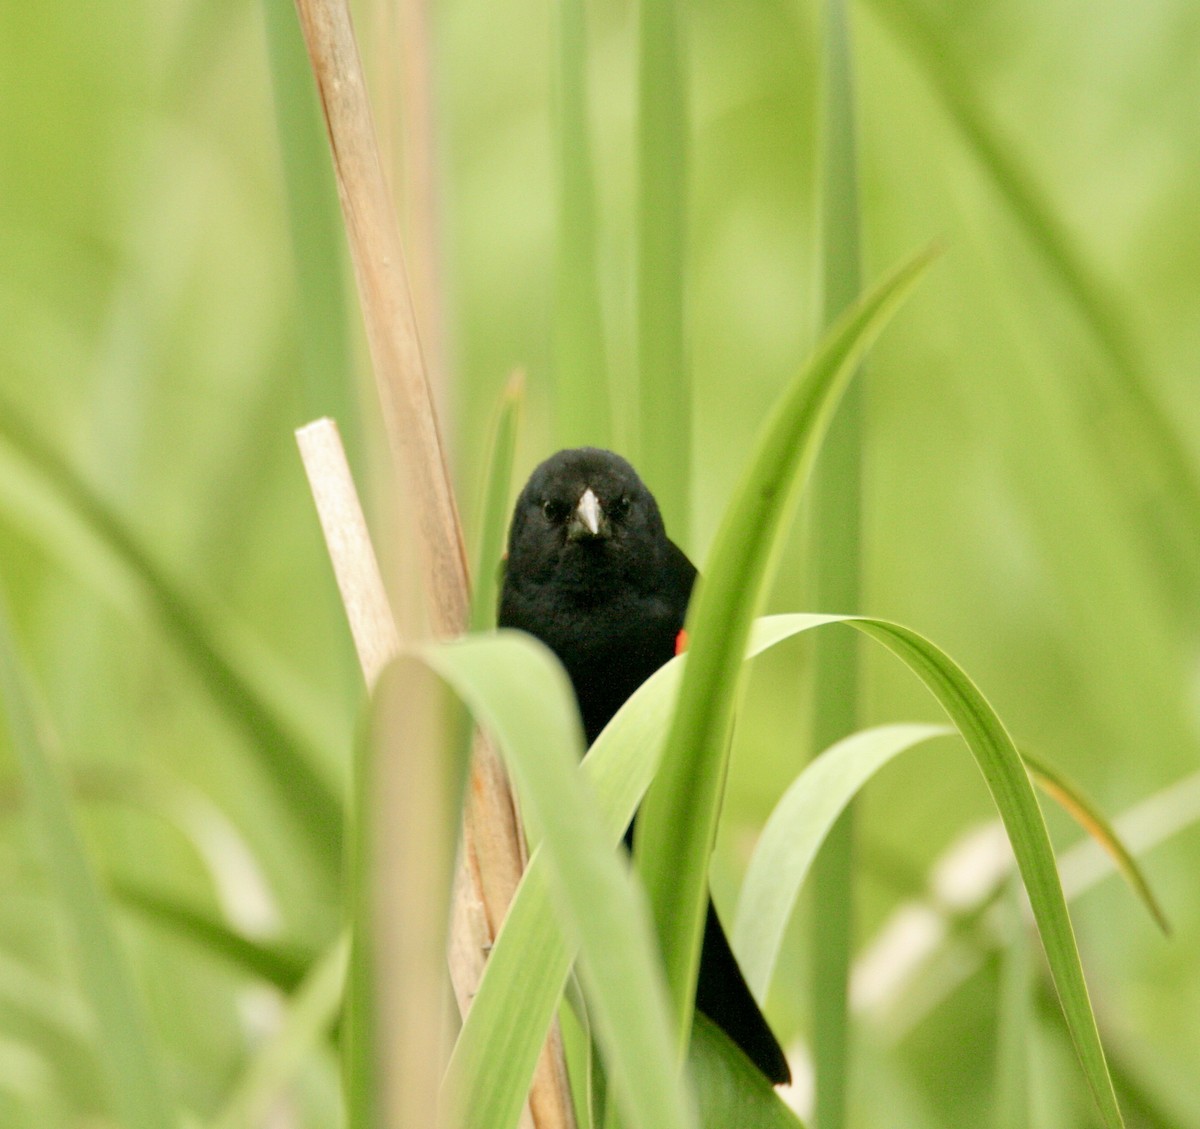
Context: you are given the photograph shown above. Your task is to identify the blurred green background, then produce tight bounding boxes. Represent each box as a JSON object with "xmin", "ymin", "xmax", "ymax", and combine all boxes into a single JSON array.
[{"xmin": 1, "ymin": 0, "xmax": 1198, "ymax": 1125}]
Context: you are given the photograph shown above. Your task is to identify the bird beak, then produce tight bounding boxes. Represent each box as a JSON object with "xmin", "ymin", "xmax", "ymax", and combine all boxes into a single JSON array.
[{"xmin": 568, "ymin": 487, "xmax": 606, "ymax": 541}]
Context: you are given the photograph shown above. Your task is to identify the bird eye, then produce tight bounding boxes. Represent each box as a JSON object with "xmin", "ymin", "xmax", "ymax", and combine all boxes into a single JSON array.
[
  {"xmin": 610, "ymin": 494, "xmax": 631, "ymax": 520},
  {"xmin": 542, "ymin": 499, "xmax": 569, "ymax": 523}
]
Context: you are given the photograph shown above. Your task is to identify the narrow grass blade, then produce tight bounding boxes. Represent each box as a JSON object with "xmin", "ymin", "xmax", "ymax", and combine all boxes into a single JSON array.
[
  {"xmin": 1031, "ymin": 981, "xmax": 1185, "ymax": 1129},
  {"xmin": 441, "ymin": 848, "xmax": 569, "ymax": 1129},
  {"xmin": 425, "ymin": 632, "xmax": 697, "ymax": 1129},
  {"xmin": 260, "ymin": 0, "xmax": 358, "ymax": 448},
  {"xmin": 0, "ymin": 594, "xmax": 175, "ymax": 1129},
  {"xmin": 442, "ymin": 614, "xmax": 837, "ymax": 1129},
  {"xmin": 845, "ymin": 616, "xmax": 1124, "ymax": 1128},
  {"xmin": 635, "ymin": 247, "xmax": 937, "ymax": 1045},
  {"xmin": 993, "ymin": 881, "xmax": 1032, "ymax": 1129},
  {"xmin": 1021, "ymin": 750, "xmax": 1170, "ymax": 934},
  {"xmin": 444, "ymin": 607, "xmax": 1127, "ymax": 1129},
  {"xmin": 469, "ymin": 371, "xmax": 524, "ymax": 632},
  {"xmin": 0, "ymin": 947, "xmax": 91, "ymax": 1044},
  {"xmin": 555, "ymin": 0, "xmax": 610, "ymax": 448},
  {"xmin": 636, "ymin": 0, "xmax": 689, "ymax": 538},
  {"xmin": 689, "ymin": 1013, "xmax": 807, "ymax": 1128},
  {"xmin": 343, "ymin": 701, "xmax": 372, "ymax": 1129},
  {"xmin": 867, "ymin": 0, "xmax": 1200, "ymax": 542},
  {"xmin": 354, "ymin": 660, "xmax": 465, "ymax": 1129},
  {"xmin": 1059, "ymin": 769, "xmax": 1200, "ymax": 907},
  {"xmin": 114, "ymin": 881, "xmax": 313, "ymax": 993},
  {"xmin": 0, "ymin": 402, "xmax": 343, "ymax": 876},
  {"xmin": 733, "ymin": 724, "xmax": 952, "ymax": 1001},
  {"xmin": 810, "ymin": 4, "xmax": 865, "ymax": 1123},
  {"xmin": 210, "ymin": 933, "xmax": 349, "ymax": 1129},
  {"xmin": 862, "ymin": 771, "xmax": 1198, "ymax": 1043}
]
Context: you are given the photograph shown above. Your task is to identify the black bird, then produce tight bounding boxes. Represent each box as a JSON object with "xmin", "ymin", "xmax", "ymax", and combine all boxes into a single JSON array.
[{"xmin": 499, "ymin": 447, "xmax": 791, "ymax": 1086}]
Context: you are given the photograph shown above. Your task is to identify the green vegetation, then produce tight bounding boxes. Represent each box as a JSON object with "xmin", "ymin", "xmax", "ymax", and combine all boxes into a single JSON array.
[{"xmin": 2, "ymin": 0, "xmax": 1198, "ymax": 1127}]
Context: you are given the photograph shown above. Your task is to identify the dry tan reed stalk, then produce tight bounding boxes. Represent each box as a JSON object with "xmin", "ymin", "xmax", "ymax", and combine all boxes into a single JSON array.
[
  {"xmin": 296, "ymin": 418, "xmax": 399, "ymax": 687},
  {"xmin": 291, "ymin": 0, "xmax": 465, "ymax": 634},
  {"xmin": 295, "ymin": 401, "xmax": 575, "ymax": 1128},
  {"xmin": 290, "ymin": 0, "xmax": 572, "ymax": 1113},
  {"xmin": 368, "ymin": 0, "xmax": 448, "ymax": 404}
]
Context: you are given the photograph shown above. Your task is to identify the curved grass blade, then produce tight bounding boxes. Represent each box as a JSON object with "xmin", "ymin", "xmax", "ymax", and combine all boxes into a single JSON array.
[
  {"xmin": 425, "ymin": 632, "xmax": 697, "ymax": 1129},
  {"xmin": 441, "ymin": 614, "xmax": 833, "ymax": 1129},
  {"xmin": 993, "ymin": 880, "xmax": 1033, "ymax": 1129},
  {"xmin": 635, "ymin": 246, "xmax": 938, "ymax": 1044},
  {"xmin": 469, "ymin": 371, "xmax": 524, "ymax": 632},
  {"xmin": 0, "ymin": 402, "xmax": 343, "ymax": 875},
  {"xmin": 844, "ymin": 616, "xmax": 1123, "ymax": 1128},
  {"xmin": 0, "ymin": 946, "xmax": 91, "ymax": 1044},
  {"xmin": 1021, "ymin": 749, "xmax": 1170, "ymax": 935},
  {"xmin": 866, "ymin": 773, "xmax": 1197, "ymax": 1046},
  {"xmin": 445, "ymin": 607, "xmax": 1129, "ymax": 1129},
  {"xmin": 732, "ymin": 727, "xmax": 1167, "ymax": 1006},
  {"xmin": 733, "ymin": 724, "xmax": 953, "ymax": 1001},
  {"xmin": 1060, "ymin": 769, "xmax": 1200, "ymax": 907},
  {"xmin": 114, "ymin": 881, "xmax": 313, "ymax": 993},
  {"xmin": 0, "ymin": 594, "xmax": 176, "ymax": 1129},
  {"xmin": 866, "ymin": 0, "xmax": 1200, "ymax": 544},
  {"xmin": 210, "ymin": 933, "xmax": 348, "ymax": 1129},
  {"xmin": 689, "ymin": 1013, "xmax": 806, "ymax": 1129}
]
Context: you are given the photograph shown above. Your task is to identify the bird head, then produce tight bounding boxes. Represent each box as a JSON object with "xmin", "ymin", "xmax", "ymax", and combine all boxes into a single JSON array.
[{"xmin": 504, "ymin": 447, "xmax": 667, "ymax": 593}]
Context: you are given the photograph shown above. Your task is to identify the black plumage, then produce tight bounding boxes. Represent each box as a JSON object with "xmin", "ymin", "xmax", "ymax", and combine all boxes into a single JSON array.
[{"xmin": 498, "ymin": 447, "xmax": 790, "ymax": 1086}]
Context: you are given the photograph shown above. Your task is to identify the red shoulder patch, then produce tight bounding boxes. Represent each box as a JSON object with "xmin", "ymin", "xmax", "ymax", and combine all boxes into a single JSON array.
[{"xmin": 674, "ymin": 628, "xmax": 689, "ymax": 656}]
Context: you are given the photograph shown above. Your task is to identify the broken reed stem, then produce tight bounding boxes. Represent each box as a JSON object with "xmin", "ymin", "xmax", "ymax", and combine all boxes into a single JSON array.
[
  {"xmin": 295, "ymin": 417, "xmax": 574, "ymax": 1129},
  {"xmin": 297, "ymin": 419, "xmax": 399, "ymax": 687},
  {"xmin": 289, "ymin": 0, "xmax": 571, "ymax": 1113}
]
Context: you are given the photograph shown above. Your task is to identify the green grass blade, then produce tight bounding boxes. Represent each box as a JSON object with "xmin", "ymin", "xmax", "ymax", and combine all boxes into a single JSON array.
[
  {"xmin": 635, "ymin": 246, "xmax": 936, "ymax": 1046},
  {"xmin": 636, "ymin": 0, "xmax": 689, "ymax": 540},
  {"xmin": 442, "ymin": 614, "xmax": 840, "ymax": 1129},
  {"xmin": 810, "ymin": 5, "xmax": 865, "ymax": 1123},
  {"xmin": 425, "ymin": 632, "xmax": 697, "ymax": 1129},
  {"xmin": 114, "ymin": 881, "xmax": 313, "ymax": 993},
  {"xmin": 1021, "ymin": 749, "xmax": 1170, "ymax": 934},
  {"xmin": 0, "ymin": 402, "xmax": 343, "ymax": 877},
  {"xmin": 1058, "ymin": 770, "xmax": 1200, "ymax": 909},
  {"xmin": 469, "ymin": 371, "xmax": 524, "ymax": 632},
  {"xmin": 993, "ymin": 881, "xmax": 1032, "ymax": 1129},
  {"xmin": 1031, "ymin": 980, "xmax": 1184, "ymax": 1129},
  {"xmin": 735, "ymin": 739, "xmax": 1164, "ymax": 1001},
  {"xmin": 350, "ymin": 660, "xmax": 467, "ymax": 1129},
  {"xmin": 448, "ymin": 607, "xmax": 1132, "ymax": 1127},
  {"xmin": 554, "ymin": 0, "xmax": 610, "ymax": 449},
  {"xmin": 210, "ymin": 933, "xmax": 348, "ymax": 1129},
  {"xmin": 441, "ymin": 844, "xmax": 569, "ymax": 1129},
  {"xmin": 845, "ymin": 616, "xmax": 1124, "ymax": 1128},
  {"xmin": 342, "ymin": 677, "xmax": 380, "ymax": 1129},
  {"xmin": 0, "ymin": 594, "xmax": 176, "ymax": 1129},
  {"xmin": 689, "ymin": 1013, "xmax": 807, "ymax": 1129},
  {"xmin": 733, "ymin": 724, "xmax": 952, "ymax": 1001},
  {"xmin": 867, "ymin": 0, "xmax": 1200, "ymax": 540},
  {"xmin": 0, "ymin": 947, "xmax": 91, "ymax": 1045},
  {"xmin": 260, "ymin": 0, "xmax": 358, "ymax": 447}
]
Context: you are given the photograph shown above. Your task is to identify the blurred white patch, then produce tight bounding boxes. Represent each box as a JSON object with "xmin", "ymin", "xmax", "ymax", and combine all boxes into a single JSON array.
[
  {"xmin": 778, "ymin": 1038, "xmax": 814, "ymax": 1121},
  {"xmin": 853, "ymin": 821, "xmax": 1011, "ymax": 1016}
]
